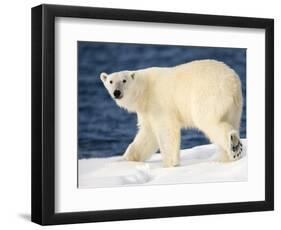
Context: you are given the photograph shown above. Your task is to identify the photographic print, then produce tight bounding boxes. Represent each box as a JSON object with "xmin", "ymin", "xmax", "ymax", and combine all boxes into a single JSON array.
[
  {"xmin": 32, "ymin": 4, "xmax": 274, "ymax": 225},
  {"xmin": 78, "ymin": 42, "xmax": 247, "ymax": 188}
]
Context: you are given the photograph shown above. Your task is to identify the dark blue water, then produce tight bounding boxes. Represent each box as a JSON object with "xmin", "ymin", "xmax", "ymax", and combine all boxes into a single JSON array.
[{"xmin": 78, "ymin": 42, "xmax": 246, "ymax": 159}]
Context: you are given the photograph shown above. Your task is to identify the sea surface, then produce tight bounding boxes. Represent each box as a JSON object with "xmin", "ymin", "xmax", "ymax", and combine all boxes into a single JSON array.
[{"xmin": 78, "ymin": 42, "xmax": 246, "ymax": 159}]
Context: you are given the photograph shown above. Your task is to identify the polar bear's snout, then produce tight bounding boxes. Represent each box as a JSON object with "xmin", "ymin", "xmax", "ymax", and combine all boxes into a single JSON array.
[{"xmin": 113, "ymin": 89, "xmax": 122, "ymax": 99}]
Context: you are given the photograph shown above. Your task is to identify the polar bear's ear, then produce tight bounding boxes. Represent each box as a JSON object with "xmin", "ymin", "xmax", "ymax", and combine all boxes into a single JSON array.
[
  {"xmin": 100, "ymin": 72, "xmax": 108, "ymax": 82},
  {"xmin": 130, "ymin": 72, "xmax": 135, "ymax": 80}
]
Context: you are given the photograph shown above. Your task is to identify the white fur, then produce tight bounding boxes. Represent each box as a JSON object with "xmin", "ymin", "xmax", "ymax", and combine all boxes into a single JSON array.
[{"xmin": 100, "ymin": 60, "xmax": 243, "ymax": 167}]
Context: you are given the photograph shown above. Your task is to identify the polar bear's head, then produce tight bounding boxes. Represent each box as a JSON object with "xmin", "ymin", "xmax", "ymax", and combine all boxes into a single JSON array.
[{"xmin": 100, "ymin": 71, "xmax": 139, "ymax": 111}]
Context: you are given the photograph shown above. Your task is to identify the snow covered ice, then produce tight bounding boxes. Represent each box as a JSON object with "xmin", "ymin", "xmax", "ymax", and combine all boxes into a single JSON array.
[{"xmin": 78, "ymin": 139, "xmax": 247, "ymax": 188}]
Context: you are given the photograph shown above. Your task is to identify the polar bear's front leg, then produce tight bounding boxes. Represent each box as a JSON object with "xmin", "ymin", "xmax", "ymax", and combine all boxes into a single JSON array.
[
  {"xmin": 153, "ymin": 121, "xmax": 180, "ymax": 167},
  {"xmin": 123, "ymin": 127, "xmax": 158, "ymax": 162}
]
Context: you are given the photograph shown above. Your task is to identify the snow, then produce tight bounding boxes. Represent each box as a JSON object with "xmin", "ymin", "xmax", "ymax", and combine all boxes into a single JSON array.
[{"xmin": 78, "ymin": 139, "xmax": 247, "ymax": 188}]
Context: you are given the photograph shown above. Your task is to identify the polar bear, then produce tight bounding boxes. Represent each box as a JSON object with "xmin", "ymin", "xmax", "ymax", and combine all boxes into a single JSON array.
[{"xmin": 100, "ymin": 59, "xmax": 243, "ymax": 167}]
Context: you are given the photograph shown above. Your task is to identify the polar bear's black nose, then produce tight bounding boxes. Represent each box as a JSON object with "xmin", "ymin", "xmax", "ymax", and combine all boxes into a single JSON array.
[{"xmin": 113, "ymin": 90, "xmax": 121, "ymax": 98}]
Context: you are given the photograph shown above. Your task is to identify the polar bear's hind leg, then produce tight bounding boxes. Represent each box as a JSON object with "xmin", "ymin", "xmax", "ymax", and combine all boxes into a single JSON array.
[{"xmin": 199, "ymin": 121, "xmax": 243, "ymax": 162}]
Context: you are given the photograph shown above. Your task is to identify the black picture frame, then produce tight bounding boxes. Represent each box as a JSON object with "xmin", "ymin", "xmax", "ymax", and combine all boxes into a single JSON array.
[{"xmin": 31, "ymin": 4, "xmax": 274, "ymax": 225}]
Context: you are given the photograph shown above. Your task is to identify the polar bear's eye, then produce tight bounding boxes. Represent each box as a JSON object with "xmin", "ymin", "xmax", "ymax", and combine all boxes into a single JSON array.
[
  {"xmin": 109, "ymin": 80, "xmax": 113, "ymax": 84},
  {"xmin": 123, "ymin": 80, "xmax": 126, "ymax": 83}
]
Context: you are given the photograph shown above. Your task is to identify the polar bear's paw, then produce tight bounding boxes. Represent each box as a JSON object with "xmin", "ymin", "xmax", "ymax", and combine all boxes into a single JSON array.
[
  {"xmin": 162, "ymin": 155, "xmax": 180, "ymax": 168},
  {"xmin": 216, "ymin": 152, "xmax": 231, "ymax": 163},
  {"xmin": 229, "ymin": 131, "xmax": 243, "ymax": 161},
  {"xmin": 123, "ymin": 151, "xmax": 141, "ymax": 162},
  {"xmin": 122, "ymin": 145, "xmax": 144, "ymax": 162}
]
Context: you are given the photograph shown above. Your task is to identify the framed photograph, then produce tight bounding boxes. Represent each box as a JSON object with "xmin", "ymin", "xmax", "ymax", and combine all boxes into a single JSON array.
[{"xmin": 31, "ymin": 4, "xmax": 274, "ymax": 225}]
